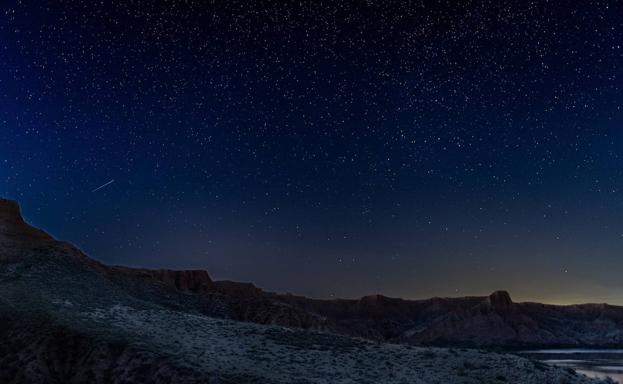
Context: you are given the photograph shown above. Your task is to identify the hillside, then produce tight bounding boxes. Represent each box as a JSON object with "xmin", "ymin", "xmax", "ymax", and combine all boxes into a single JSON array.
[{"xmin": 0, "ymin": 198, "xmax": 613, "ymax": 383}]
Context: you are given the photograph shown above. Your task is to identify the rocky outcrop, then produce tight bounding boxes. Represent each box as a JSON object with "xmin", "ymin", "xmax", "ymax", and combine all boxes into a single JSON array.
[
  {"xmin": 485, "ymin": 290, "xmax": 513, "ymax": 309},
  {"xmin": 0, "ymin": 199, "xmax": 52, "ymax": 243}
]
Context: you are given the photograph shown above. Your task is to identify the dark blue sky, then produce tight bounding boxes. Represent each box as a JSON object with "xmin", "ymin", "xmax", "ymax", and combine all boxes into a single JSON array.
[{"xmin": 2, "ymin": 0, "xmax": 623, "ymax": 303}]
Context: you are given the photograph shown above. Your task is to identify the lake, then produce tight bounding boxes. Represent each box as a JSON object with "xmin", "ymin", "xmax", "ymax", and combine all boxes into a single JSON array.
[{"xmin": 519, "ymin": 349, "xmax": 623, "ymax": 383}]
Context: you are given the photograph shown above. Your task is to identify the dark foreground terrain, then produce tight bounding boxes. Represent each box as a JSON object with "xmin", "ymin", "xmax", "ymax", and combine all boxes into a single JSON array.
[{"xmin": 0, "ymin": 198, "xmax": 615, "ymax": 383}]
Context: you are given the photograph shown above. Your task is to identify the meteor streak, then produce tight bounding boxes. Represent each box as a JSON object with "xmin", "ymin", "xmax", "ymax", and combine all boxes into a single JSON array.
[{"xmin": 91, "ymin": 179, "xmax": 115, "ymax": 193}]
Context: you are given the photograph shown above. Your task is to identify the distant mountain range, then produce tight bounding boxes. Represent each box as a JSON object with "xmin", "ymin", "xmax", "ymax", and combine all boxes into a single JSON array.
[
  {"xmin": 0, "ymin": 198, "xmax": 616, "ymax": 383},
  {"xmin": 131, "ymin": 258, "xmax": 623, "ymax": 348},
  {"xmin": 105, "ymin": 215, "xmax": 623, "ymax": 349}
]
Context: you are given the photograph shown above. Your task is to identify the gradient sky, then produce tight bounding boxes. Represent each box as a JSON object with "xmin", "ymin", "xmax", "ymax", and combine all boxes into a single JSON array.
[{"xmin": 1, "ymin": 0, "xmax": 623, "ymax": 304}]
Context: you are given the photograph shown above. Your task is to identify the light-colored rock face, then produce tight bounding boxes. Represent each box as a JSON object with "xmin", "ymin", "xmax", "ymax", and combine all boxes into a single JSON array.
[{"xmin": 0, "ymin": 199, "xmax": 52, "ymax": 243}]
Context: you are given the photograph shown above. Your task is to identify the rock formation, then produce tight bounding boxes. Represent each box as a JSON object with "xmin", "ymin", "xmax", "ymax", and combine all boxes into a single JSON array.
[{"xmin": 0, "ymin": 198, "xmax": 52, "ymax": 243}]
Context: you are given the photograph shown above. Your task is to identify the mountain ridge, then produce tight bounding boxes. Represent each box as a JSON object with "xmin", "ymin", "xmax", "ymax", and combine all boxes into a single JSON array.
[
  {"xmin": 3, "ymin": 198, "xmax": 623, "ymax": 348},
  {"xmin": 2, "ymin": 198, "xmax": 610, "ymax": 308},
  {"xmin": 0, "ymin": 198, "xmax": 614, "ymax": 383}
]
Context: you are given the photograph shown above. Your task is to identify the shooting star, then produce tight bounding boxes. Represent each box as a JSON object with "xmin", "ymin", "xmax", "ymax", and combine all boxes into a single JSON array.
[{"xmin": 91, "ymin": 179, "xmax": 115, "ymax": 193}]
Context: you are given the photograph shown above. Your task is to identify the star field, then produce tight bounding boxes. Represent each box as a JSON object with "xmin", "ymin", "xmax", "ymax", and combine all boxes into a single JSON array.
[{"xmin": 1, "ymin": 0, "xmax": 623, "ymax": 303}]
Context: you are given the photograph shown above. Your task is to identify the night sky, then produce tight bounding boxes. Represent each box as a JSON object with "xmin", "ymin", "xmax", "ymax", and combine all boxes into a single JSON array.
[{"xmin": 2, "ymin": 1, "xmax": 623, "ymax": 304}]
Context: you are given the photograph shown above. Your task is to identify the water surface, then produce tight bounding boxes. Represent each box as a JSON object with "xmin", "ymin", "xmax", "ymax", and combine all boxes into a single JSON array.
[{"xmin": 520, "ymin": 349, "xmax": 623, "ymax": 383}]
